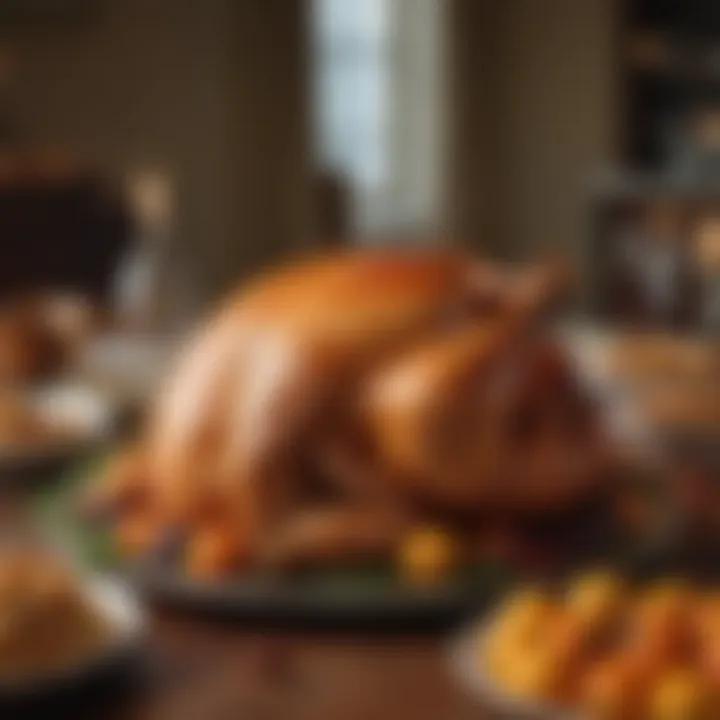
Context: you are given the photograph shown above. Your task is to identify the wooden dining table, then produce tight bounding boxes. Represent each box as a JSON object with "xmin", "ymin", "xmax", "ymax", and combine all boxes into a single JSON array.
[{"xmin": 67, "ymin": 603, "xmax": 488, "ymax": 720}]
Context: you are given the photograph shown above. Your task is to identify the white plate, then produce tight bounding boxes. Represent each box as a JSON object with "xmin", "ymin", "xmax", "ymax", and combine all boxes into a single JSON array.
[
  {"xmin": 0, "ymin": 382, "xmax": 117, "ymax": 475},
  {"xmin": 0, "ymin": 576, "xmax": 145, "ymax": 700},
  {"xmin": 30, "ymin": 382, "xmax": 116, "ymax": 436},
  {"xmin": 448, "ymin": 613, "xmax": 579, "ymax": 720}
]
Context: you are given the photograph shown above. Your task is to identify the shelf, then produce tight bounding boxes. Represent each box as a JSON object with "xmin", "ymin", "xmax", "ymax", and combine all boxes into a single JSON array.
[{"xmin": 592, "ymin": 170, "xmax": 720, "ymax": 202}]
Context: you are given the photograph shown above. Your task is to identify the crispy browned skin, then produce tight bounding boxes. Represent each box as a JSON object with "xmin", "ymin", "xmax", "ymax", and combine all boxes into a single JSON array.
[{"xmin": 94, "ymin": 249, "xmax": 605, "ymax": 572}]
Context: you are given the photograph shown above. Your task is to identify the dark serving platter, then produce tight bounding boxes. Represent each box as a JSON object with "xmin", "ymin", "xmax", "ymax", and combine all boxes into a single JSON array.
[
  {"xmin": 127, "ymin": 564, "xmax": 515, "ymax": 632},
  {"xmin": 0, "ymin": 437, "xmax": 117, "ymax": 487},
  {"xmin": 36, "ymin": 456, "xmax": 673, "ymax": 631}
]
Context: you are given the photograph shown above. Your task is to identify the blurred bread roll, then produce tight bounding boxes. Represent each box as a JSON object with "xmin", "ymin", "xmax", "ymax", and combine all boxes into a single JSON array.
[{"xmin": 0, "ymin": 293, "xmax": 98, "ymax": 384}]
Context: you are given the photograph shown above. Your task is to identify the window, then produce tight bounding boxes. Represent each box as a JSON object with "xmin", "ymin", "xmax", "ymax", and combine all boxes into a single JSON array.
[
  {"xmin": 314, "ymin": 0, "xmax": 391, "ymax": 190},
  {"xmin": 313, "ymin": 0, "xmax": 444, "ymax": 238}
]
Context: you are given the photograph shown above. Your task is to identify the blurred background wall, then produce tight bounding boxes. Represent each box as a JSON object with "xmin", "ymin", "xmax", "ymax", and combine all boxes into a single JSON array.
[
  {"xmin": 448, "ymin": 0, "xmax": 620, "ymax": 268},
  {"xmin": 2, "ymin": 0, "xmax": 308, "ymax": 307},
  {"xmin": 0, "ymin": 0, "xmax": 628, "ymax": 311}
]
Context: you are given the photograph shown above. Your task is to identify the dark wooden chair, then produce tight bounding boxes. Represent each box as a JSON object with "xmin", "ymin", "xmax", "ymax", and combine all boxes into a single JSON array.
[{"xmin": 0, "ymin": 162, "xmax": 130, "ymax": 304}]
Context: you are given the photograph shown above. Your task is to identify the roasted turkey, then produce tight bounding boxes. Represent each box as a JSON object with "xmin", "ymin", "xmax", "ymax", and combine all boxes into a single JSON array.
[{"xmin": 89, "ymin": 249, "xmax": 612, "ymax": 576}]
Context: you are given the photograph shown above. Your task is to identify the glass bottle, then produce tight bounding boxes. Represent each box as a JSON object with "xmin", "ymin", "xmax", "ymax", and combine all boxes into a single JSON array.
[{"xmin": 113, "ymin": 170, "xmax": 178, "ymax": 333}]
